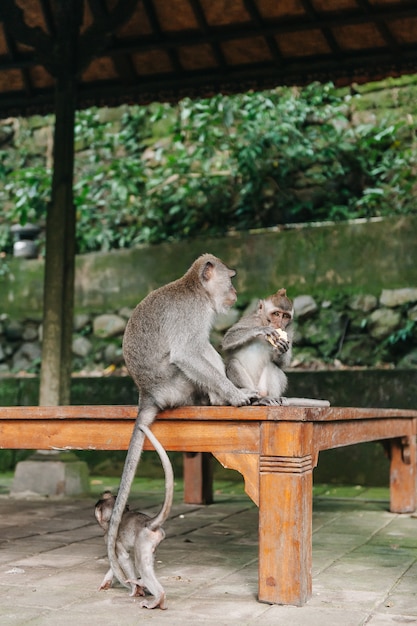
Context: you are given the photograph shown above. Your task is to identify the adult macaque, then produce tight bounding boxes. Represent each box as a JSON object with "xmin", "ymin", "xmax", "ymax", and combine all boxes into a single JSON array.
[
  {"xmin": 222, "ymin": 288, "xmax": 294, "ymax": 405},
  {"xmin": 107, "ymin": 254, "xmax": 258, "ymax": 598},
  {"xmin": 95, "ymin": 423, "xmax": 172, "ymax": 609}
]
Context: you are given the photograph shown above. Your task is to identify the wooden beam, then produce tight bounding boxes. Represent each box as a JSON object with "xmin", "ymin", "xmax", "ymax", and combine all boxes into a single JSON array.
[{"xmin": 39, "ymin": 0, "xmax": 81, "ymax": 406}]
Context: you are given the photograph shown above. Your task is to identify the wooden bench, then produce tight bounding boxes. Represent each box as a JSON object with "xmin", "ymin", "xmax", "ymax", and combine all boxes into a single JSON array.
[{"xmin": 1, "ymin": 404, "xmax": 416, "ymax": 606}]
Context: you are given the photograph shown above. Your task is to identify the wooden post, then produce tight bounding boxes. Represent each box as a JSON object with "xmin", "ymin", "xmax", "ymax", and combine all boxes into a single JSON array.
[
  {"xmin": 39, "ymin": 1, "xmax": 81, "ymax": 406},
  {"xmin": 258, "ymin": 421, "xmax": 313, "ymax": 606},
  {"xmin": 183, "ymin": 452, "xmax": 213, "ymax": 504},
  {"xmin": 389, "ymin": 435, "xmax": 417, "ymax": 513}
]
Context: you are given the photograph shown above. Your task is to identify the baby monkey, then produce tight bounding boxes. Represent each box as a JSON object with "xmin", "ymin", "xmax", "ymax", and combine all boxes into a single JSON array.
[
  {"xmin": 222, "ymin": 288, "xmax": 293, "ymax": 405},
  {"xmin": 95, "ymin": 424, "xmax": 172, "ymax": 609}
]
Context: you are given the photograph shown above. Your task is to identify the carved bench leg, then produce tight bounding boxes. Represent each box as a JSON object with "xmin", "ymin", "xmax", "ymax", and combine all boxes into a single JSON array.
[
  {"xmin": 258, "ymin": 422, "xmax": 313, "ymax": 606},
  {"xmin": 389, "ymin": 435, "xmax": 416, "ymax": 513},
  {"xmin": 214, "ymin": 447, "xmax": 312, "ymax": 605}
]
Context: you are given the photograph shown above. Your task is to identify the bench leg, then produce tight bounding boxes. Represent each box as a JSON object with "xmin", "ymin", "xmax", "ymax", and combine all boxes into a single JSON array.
[
  {"xmin": 258, "ymin": 422, "xmax": 313, "ymax": 606},
  {"xmin": 183, "ymin": 452, "xmax": 213, "ymax": 504},
  {"xmin": 389, "ymin": 436, "xmax": 417, "ymax": 513}
]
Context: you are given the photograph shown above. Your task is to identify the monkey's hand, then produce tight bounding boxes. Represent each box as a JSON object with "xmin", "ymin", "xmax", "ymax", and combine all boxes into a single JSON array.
[
  {"xmin": 263, "ymin": 328, "xmax": 290, "ymax": 354},
  {"xmin": 232, "ymin": 388, "xmax": 260, "ymax": 406},
  {"xmin": 274, "ymin": 337, "xmax": 290, "ymax": 355}
]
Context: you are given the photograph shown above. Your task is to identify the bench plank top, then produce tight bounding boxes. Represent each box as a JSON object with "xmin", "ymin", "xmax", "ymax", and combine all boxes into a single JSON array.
[{"xmin": 1, "ymin": 404, "xmax": 417, "ymax": 422}]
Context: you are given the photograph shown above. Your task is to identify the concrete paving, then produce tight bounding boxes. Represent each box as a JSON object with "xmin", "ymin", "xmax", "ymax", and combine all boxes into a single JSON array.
[{"xmin": 0, "ymin": 485, "xmax": 416, "ymax": 626}]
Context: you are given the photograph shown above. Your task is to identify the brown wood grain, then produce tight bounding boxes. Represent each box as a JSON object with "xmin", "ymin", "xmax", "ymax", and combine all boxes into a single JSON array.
[
  {"xmin": 2, "ymin": 404, "xmax": 417, "ymax": 422},
  {"xmin": 1, "ymin": 403, "xmax": 416, "ymax": 607},
  {"xmin": 0, "ymin": 419, "xmax": 260, "ymax": 452}
]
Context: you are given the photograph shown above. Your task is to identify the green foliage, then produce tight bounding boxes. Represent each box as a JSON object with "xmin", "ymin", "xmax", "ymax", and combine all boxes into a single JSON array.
[
  {"xmin": 0, "ymin": 82, "xmax": 416, "ymax": 253},
  {"xmin": 385, "ymin": 319, "xmax": 416, "ymax": 346},
  {"xmin": 0, "ymin": 450, "xmax": 31, "ymax": 473}
]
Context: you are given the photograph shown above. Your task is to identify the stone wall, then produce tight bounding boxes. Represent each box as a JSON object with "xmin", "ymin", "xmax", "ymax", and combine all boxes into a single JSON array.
[
  {"xmin": 2, "ymin": 215, "xmax": 417, "ymax": 320},
  {"xmin": 1, "ymin": 283, "xmax": 417, "ymax": 375},
  {"xmin": 1, "ymin": 216, "xmax": 417, "ymax": 376}
]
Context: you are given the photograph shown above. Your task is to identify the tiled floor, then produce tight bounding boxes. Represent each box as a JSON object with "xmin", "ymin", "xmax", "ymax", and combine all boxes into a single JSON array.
[{"xmin": 0, "ymin": 485, "xmax": 416, "ymax": 625}]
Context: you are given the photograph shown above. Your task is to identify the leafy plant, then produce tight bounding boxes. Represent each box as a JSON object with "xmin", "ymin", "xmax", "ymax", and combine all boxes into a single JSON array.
[
  {"xmin": 0, "ymin": 81, "xmax": 416, "ymax": 254},
  {"xmin": 385, "ymin": 319, "xmax": 416, "ymax": 346}
]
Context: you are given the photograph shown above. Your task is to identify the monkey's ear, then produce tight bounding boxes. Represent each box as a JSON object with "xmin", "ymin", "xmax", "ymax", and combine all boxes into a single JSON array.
[{"xmin": 201, "ymin": 261, "xmax": 215, "ymax": 281}]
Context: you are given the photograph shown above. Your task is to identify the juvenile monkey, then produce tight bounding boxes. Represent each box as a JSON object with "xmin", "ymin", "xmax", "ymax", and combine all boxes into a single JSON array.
[
  {"xmin": 107, "ymin": 254, "xmax": 258, "ymax": 598},
  {"xmin": 222, "ymin": 288, "xmax": 294, "ymax": 405},
  {"xmin": 95, "ymin": 423, "xmax": 172, "ymax": 609}
]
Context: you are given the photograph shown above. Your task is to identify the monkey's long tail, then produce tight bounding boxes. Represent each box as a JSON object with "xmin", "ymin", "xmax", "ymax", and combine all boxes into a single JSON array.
[
  {"xmin": 106, "ymin": 414, "xmax": 150, "ymax": 588},
  {"xmin": 140, "ymin": 424, "xmax": 174, "ymax": 531}
]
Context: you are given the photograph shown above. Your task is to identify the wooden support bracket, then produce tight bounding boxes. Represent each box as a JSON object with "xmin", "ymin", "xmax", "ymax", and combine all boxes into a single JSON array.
[{"xmin": 213, "ymin": 452, "xmax": 259, "ymax": 505}]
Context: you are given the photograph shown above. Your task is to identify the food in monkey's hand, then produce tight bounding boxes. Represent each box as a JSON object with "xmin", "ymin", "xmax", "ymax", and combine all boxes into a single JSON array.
[{"xmin": 266, "ymin": 328, "xmax": 288, "ymax": 348}]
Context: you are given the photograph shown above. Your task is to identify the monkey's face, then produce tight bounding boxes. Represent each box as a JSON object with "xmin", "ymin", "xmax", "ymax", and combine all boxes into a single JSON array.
[
  {"xmin": 263, "ymin": 298, "xmax": 293, "ymax": 330},
  {"xmin": 223, "ymin": 276, "xmax": 237, "ymax": 308},
  {"xmin": 263, "ymin": 290, "xmax": 293, "ymax": 330},
  {"xmin": 205, "ymin": 261, "xmax": 238, "ymax": 312},
  {"xmin": 220, "ymin": 266, "xmax": 238, "ymax": 309},
  {"xmin": 268, "ymin": 307, "xmax": 292, "ymax": 330}
]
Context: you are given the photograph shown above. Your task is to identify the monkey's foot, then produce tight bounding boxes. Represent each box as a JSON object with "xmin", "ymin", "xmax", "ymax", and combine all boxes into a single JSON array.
[
  {"xmin": 98, "ymin": 576, "xmax": 113, "ymax": 591},
  {"xmin": 125, "ymin": 578, "xmax": 146, "ymax": 597},
  {"xmin": 239, "ymin": 388, "xmax": 261, "ymax": 404},
  {"xmin": 251, "ymin": 396, "xmax": 283, "ymax": 406},
  {"xmin": 131, "ymin": 586, "xmax": 146, "ymax": 597},
  {"xmin": 139, "ymin": 594, "xmax": 167, "ymax": 610},
  {"xmin": 125, "ymin": 581, "xmax": 167, "ymax": 609}
]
